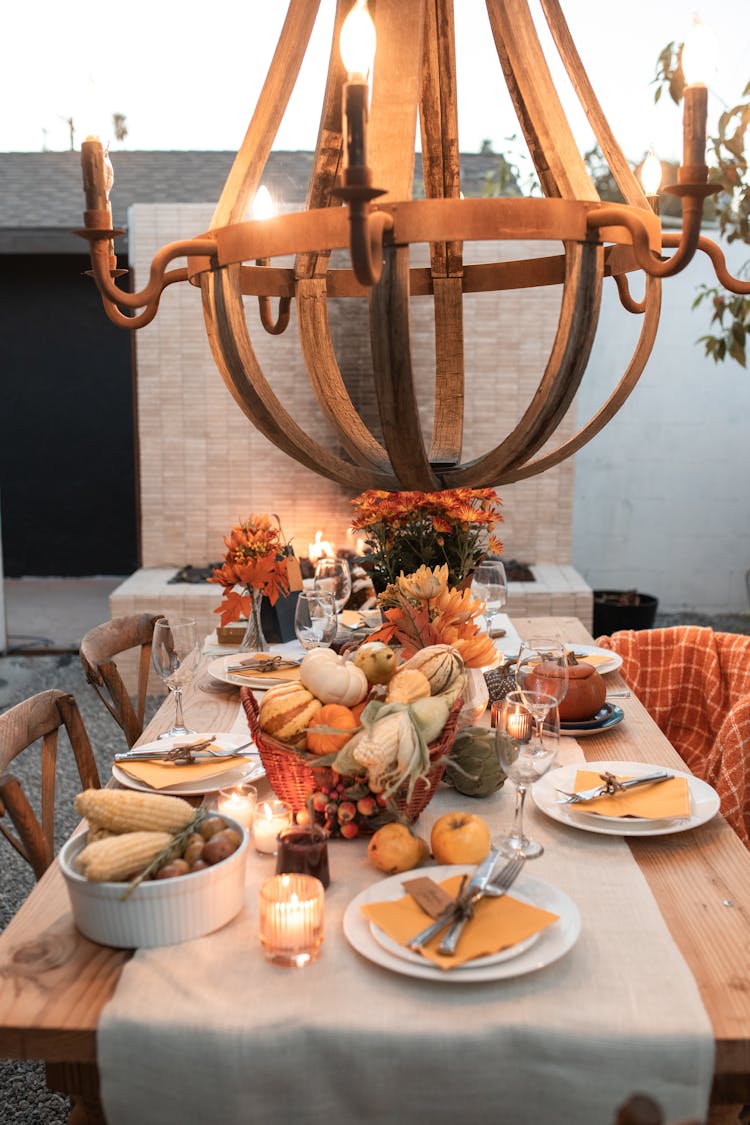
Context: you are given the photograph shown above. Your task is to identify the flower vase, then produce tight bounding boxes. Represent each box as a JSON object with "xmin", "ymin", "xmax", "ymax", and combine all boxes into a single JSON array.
[{"xmin": 239, "ymin": 589, "xmax": 269, "ymax": 653}]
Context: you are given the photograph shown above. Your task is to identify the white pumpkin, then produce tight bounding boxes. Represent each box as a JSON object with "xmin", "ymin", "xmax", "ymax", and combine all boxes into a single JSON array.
[{"xmin": 300, "ymin": 648, "xmax": 369, "ymax": 707}]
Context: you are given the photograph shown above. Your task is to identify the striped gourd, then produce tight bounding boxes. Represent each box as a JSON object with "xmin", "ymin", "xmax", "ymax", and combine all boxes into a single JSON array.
[
  {"xmin": 75, "ymin": 789, "xmax": 195, "ymax": 835},
  {"xmin": 259, "ymin": 681, "xmax": 323, "ymax": 749},
  {"xmin": 401, "ymin": 645, "xmax": 464, "ymax": 695}
]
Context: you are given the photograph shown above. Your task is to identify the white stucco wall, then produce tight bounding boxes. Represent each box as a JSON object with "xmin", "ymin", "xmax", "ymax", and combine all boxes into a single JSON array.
[{"xmin": 572, "ymin": 233, "xmax": 750, "ymax": 614}]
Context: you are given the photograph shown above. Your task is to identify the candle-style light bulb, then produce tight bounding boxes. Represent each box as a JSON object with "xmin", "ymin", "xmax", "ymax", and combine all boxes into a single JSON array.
[
  {"xmin": 340, "ymin": 0, "xmax": 376, "ymax": 79},
  {"xmin": 681, "ymin": 16, "xmax": 716, "ymax": 88},
  {"xmin": 640, "ymin": 148, "xmax": 662, "ymax": 197},
  {"xmin": 252, "ymin": 184, "xmax": 274, "ymax": 221}
]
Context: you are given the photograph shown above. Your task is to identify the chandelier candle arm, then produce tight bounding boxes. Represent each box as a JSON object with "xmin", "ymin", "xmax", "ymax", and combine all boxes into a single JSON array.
[{"xmin": 77, "ymin": 0, "xmax": 748, "ymax": 490}]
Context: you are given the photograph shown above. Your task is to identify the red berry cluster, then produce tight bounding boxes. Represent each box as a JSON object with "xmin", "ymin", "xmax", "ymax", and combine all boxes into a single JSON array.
[{"xmin": 303, "ymin": 780, "xmax": 392, "ymax": 838}]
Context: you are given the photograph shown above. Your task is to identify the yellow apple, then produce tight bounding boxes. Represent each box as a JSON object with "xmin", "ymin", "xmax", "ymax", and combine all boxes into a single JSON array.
[{"xmin": 430, "ymin": 812, "xmax": 491, "ymax": 865}]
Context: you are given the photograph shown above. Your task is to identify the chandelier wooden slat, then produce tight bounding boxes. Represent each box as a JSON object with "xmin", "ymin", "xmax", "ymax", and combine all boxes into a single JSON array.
[{"xmin": 77, "ymin": 0, "xmax": 750, "ymax": 492}]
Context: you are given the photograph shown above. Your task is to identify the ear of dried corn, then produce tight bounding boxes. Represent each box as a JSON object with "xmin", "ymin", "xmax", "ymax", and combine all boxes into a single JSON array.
[
  {"xmin": 76, "ymin": 831, "xmax": 174, "ymax": 883},
  {"xmin": 76, "ymin": 789, "xmax": 195, "ymax": 835}
]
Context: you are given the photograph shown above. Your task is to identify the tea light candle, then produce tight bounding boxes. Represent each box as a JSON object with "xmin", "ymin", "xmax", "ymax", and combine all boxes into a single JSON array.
[
  {"xmin": 259, "ymin": 874, "xmax": 325, "ymax": 967},
  {"xmin": 217, "ymin": 783, "xmax": 258, "ymax": 830},
  {"xmin": 508, "ymin": 709, "xmax": 532, "ymax": 742},
  {"xmin": 253, "ymin": 800, "xmax": 293, "ymax": 855}
]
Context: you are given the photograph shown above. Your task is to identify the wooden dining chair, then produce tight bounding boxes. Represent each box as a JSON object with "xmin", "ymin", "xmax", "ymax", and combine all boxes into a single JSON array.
[
  {"xmin": 0, "ymin": 689, "xmax": 100, "ymax": 880},
  {"xmin": 596, "ymin": 626, "xmax": 750, "ymax": 847},
  {"xmin": 79, "ymin": 612, "xmax": 165, "ymax": 748}
]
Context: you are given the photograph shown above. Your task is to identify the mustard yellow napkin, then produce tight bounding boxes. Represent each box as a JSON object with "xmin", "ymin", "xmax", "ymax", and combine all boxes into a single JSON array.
[
  {"xmin": 362, "ymin": 873, "xmax": 558, "ymax": 971},
  {"xmin": 572, "ymin": 769, "xmax": 691, "ymax": 819},
  {"xmin": 576, "ymin": 653, "xmax": 612, "ymax": 668},
  {"xmin": 340, "ymin": 610, "xmax": 365, "ymax": 628},
  {"xmin": 118, "ymin": 750, "xmax": 244, "ymax": 791},
  {"xmin": 227, "ymin": 654, "xmax": 301, "ymax": 684}
]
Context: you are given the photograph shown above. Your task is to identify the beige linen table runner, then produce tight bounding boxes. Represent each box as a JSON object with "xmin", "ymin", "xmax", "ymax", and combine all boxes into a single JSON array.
[{"xmin": 98, "ymin": 723, "xmax": 713, "ymax": 1125}]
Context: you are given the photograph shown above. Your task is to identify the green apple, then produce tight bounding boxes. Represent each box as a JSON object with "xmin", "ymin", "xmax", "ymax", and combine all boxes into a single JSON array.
[{"xmin": 353, "ymin": 642, "xmax": 398, "ymax": 684}]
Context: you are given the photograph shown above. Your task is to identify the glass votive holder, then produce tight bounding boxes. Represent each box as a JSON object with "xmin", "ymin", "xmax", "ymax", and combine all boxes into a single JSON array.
[
  {"xmin": 253, "ymin": 800, "xmax": 293, "ymax": 855},
  {"xmin": 275, "ymin": 824, "xmax": 330, "ymax": 889},
  {"xmin": 216, "ymin": 783, "xmax": 258, "ymax": 830},
  {"xmin": 259, "ymin": 873, "xmax": 325, "ymax": 967}
]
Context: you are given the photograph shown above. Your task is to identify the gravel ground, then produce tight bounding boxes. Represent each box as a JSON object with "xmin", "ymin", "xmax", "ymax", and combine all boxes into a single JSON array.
[{"xmin": 0, "ymin": 610, "xmax": 748, "ymax": 1119}]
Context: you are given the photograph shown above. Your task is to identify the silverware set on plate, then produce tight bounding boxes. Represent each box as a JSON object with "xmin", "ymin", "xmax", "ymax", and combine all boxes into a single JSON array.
[{"xmin": 407, "ymin": 848, "xmax": 526, "ymax": 957}]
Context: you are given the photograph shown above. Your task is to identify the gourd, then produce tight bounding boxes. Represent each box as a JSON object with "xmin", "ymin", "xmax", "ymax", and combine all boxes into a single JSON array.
[
  {"xmin": 299, "ymin": 648, "xmax": 369, "ymax": 707},
  {"xmin": 306, "ymin": 703, "xmax": 360, "ymax": 756},
  {"xmin": 385, "ymin": 668, "xmax": 431, "ymax": 704},
  {"xmin": 445, "ymin": 728, "xmax": 506, "ymax": 797},
  {"xmin": 259, "ymin": 681, "xmax": 323, "ymax": 749},
  {"xmin": 401, "ymin": 645, "xmax": 464, "ymax": 695},
  {"xmin": 527, "ymin": 653, "xmax": 606, "ymax": 722}
]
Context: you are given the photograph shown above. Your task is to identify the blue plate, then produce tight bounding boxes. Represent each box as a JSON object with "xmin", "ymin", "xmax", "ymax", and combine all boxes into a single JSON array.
[{"xmin": 559, "ymin": 703, "xmax": 624, "ymax": 738}]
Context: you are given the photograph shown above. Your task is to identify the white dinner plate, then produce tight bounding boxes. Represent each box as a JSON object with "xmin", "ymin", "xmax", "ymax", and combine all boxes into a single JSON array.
[
  {"xmin": 562, "ymin": 644, "xmax": 623, "ymax": 675},
  {"xmin": 370, "ymin": 919, "xmax": 541, "ymax": 970},
  {"xmin": 343, "ymin": 868, "xmax": 580, "ymax": 983},
  {"xmin": 532, "ymin": 760, "xmax": 720, "ymax": 837},
  {"xmin": 207, "ymin": 653, "xmax": 303, "ymax": 690},
  {"xmin": 112, "ymin": 732, "xmax": 264, "ymax": 795}
]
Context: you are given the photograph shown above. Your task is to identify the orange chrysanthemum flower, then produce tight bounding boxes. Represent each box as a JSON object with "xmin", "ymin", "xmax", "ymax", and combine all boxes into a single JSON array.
[{"xmin": 209, "ymin": 515, "xmax": 291, "ymax": 626}]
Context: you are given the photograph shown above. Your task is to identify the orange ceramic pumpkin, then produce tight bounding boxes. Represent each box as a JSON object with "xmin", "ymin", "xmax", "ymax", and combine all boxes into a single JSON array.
[
  {"xmin": 528, "ymin": 657, "xmax": 606, "ymax": 722},
  {"xmin": 306, "ymin": 703, "xmax": 360, "ymax": 756}
]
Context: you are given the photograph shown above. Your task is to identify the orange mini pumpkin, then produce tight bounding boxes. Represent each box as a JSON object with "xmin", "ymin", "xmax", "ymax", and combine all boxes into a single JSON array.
[{"xmin": 306, "ymin": 703, "xmax": 360, "ymax": 756}]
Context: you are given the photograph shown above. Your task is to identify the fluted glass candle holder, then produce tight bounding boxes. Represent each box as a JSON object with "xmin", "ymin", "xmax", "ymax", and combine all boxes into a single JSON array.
[{"xmin": 259, "ymin": 874, "xmax": 325, "ymax": 967}]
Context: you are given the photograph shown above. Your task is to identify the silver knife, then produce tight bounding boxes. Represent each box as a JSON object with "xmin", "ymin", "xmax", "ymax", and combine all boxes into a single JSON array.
[
  {"xmin": 555, "ymin": 770, "xmax": 671, "ymax": 805},
  {"xmin": 406, "ymin": 847, "xmax": 501, "ymax": 951},
  {"xmin": 438, "ymin": 853, "xmax": 526, "ymax": 956}
]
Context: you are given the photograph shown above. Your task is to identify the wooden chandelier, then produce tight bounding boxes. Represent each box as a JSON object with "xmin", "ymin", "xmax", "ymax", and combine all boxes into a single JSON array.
[{"xmin": 77, "ymin": 0, "xmax": 749, "ymax": 492}]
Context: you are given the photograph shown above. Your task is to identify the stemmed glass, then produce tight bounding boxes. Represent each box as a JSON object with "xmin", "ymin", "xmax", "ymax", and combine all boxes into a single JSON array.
[
  {"xmin": 294, "ymin": 592, "xmax": 338, "ymax": 650},
  {"xmin": 471, "ymin": 561, "xmax": 507, "ymax": 634},
  {"xmin": 313, "ymin": 557, "xmax": 352, "ymax": 614},
  {"xmin": 494, "ymin": 690, "xmax": 560, "ymax": 858},
  {"xmin": 151, "ymin": 617, "xmax": 200, "ymax": 738},
  {"xmin": 514, "ymin": 636, "xmax": 569, "ymax": 739}
]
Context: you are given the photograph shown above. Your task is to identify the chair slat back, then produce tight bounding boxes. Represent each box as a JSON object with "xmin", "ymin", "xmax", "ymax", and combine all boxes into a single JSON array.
[
  {"xmin": 80, "ymin": 613, "xmax": 165, "ymax": 747},
  {"xmin": 0, "ymin": 689, "xmax": 100, "ymax": 880}
]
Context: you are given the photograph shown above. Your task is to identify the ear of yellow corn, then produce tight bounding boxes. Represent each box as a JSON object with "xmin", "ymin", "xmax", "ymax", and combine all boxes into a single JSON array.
[
  {"xmin": 76, "ymin": 831, "xmax": 173, "ymax": 882},
  {"xmin": 75, "ymin": 788, "xmax": 195, "ymax": 835}
]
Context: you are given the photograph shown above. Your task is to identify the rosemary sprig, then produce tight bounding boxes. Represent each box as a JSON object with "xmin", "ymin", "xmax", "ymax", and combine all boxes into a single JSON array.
[{"xmin": 119, "ymin": 808, "xmax": 209, "ymax": 901}]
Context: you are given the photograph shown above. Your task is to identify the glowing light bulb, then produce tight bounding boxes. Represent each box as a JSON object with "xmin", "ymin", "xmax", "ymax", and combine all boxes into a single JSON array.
[
  {"xmin": 252, "ymin": 185, "xmax": 274, "ymax": 221},
  {"xmin": 340, "ymin": 0, "xmax": 376, "ymax": 79},
  {"xmin": 681, "ymin": 16, "xmax": 716, "ymax": 86},
  {"xmin": 640, "ymin": 148, "xmax": 662, "ymax": 196}
]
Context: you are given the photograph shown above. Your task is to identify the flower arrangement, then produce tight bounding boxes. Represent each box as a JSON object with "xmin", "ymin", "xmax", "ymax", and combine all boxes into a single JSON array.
[
  {"xmin": 368, "ymin": 564, "xmax": 498, "ymax": 668},
  {"xmin": 209, "ymin": 515, "xmax": 290, "ymax": 629},
  {"xmin": 350, "ymin": 488, "xmax": 503, "ymax": 592}
]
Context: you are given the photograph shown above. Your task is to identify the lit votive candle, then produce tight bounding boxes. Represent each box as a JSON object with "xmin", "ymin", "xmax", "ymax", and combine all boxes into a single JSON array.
[
  {"xmin": 259, "ymin": 873, "xmax": 325, "ymax": 967},
  {"xmin": 253, "ymin": 800, "xmax": 293, "ymax": 855},
  {"xmin": 507, "ymin": 709, "xmax": 532, "ymax": 742},
  {"xmin": 217, "ymin": 783, "xmax": 258, "ymax": 830}
]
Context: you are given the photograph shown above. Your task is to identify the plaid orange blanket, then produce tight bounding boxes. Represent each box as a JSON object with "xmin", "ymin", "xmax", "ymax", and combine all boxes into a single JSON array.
[{"xmin": 597, "ymin": 627, "xmax": 750, "ymax": 847}]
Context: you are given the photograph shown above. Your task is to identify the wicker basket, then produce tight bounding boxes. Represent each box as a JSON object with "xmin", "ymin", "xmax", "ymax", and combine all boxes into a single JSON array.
[{"xmin": 240, "ymin": 688, "xmax": 461, "ymax": 830}]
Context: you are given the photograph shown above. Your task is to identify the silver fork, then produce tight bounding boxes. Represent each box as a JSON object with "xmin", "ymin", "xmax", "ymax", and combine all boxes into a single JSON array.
[
  {"xmin": 437, "ymin": 854, "xmax": 526, "ymax": 956},
  {"xmin": 555, "ymin": 770, "xmax": 670, "ymax": 805}
]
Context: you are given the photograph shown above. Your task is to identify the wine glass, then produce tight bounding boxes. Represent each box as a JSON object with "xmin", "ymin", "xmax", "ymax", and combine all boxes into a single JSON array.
[
  {"xmin": 495, "ymin": 690, "xmax": 559, "ymax": 858},
  {"xmin": 515, "ymin": 636, "xmax": 569, "ymax": 739},
  {"xmin": 294, "ymin": 592, "xmax": 338, "ymax": 650},
  {"xmin": 313, "ymin": 557, "xmax": 352, "ymax": 614},
  {"xmin": 151, "ymin": 617, "xmax": 200, "ymax": 738},
  {"xmin": 471, "ymin": 561, "xmax": 507, "ymax": 634}
]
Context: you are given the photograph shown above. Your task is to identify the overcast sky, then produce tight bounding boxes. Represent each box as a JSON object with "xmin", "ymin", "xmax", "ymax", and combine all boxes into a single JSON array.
[{"xmin": 3, "ymin": 0, "xmax": 746, "ymax": 169}]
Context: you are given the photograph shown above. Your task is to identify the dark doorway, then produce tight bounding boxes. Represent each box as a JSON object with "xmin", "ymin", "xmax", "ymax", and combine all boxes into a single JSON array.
[{"xmin": 0, "ymin": 254, "xmax": 138, "ymax": 576}]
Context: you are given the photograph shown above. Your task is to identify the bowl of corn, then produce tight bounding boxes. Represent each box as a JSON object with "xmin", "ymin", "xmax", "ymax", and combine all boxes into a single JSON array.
[{"xmin": 60, "ymin": 789, "xmax": 250, "ymax": 948}]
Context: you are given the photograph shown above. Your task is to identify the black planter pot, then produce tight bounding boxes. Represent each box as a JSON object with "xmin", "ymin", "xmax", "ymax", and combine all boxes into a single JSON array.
[{"xmin": 593, "ymin": 590, "xmax": 659, "ymax": 637}]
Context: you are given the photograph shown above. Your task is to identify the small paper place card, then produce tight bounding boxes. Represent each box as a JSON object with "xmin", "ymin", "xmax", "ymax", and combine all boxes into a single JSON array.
[{"xmin": 401, "ymin": 876, "xmax": 455, "ymax": 919}]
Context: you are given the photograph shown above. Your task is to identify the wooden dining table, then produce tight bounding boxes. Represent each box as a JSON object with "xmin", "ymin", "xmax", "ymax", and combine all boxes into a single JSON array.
[{"xmin": 0, "ymin": 615, "xmax": 749, "ymax": 1124}]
